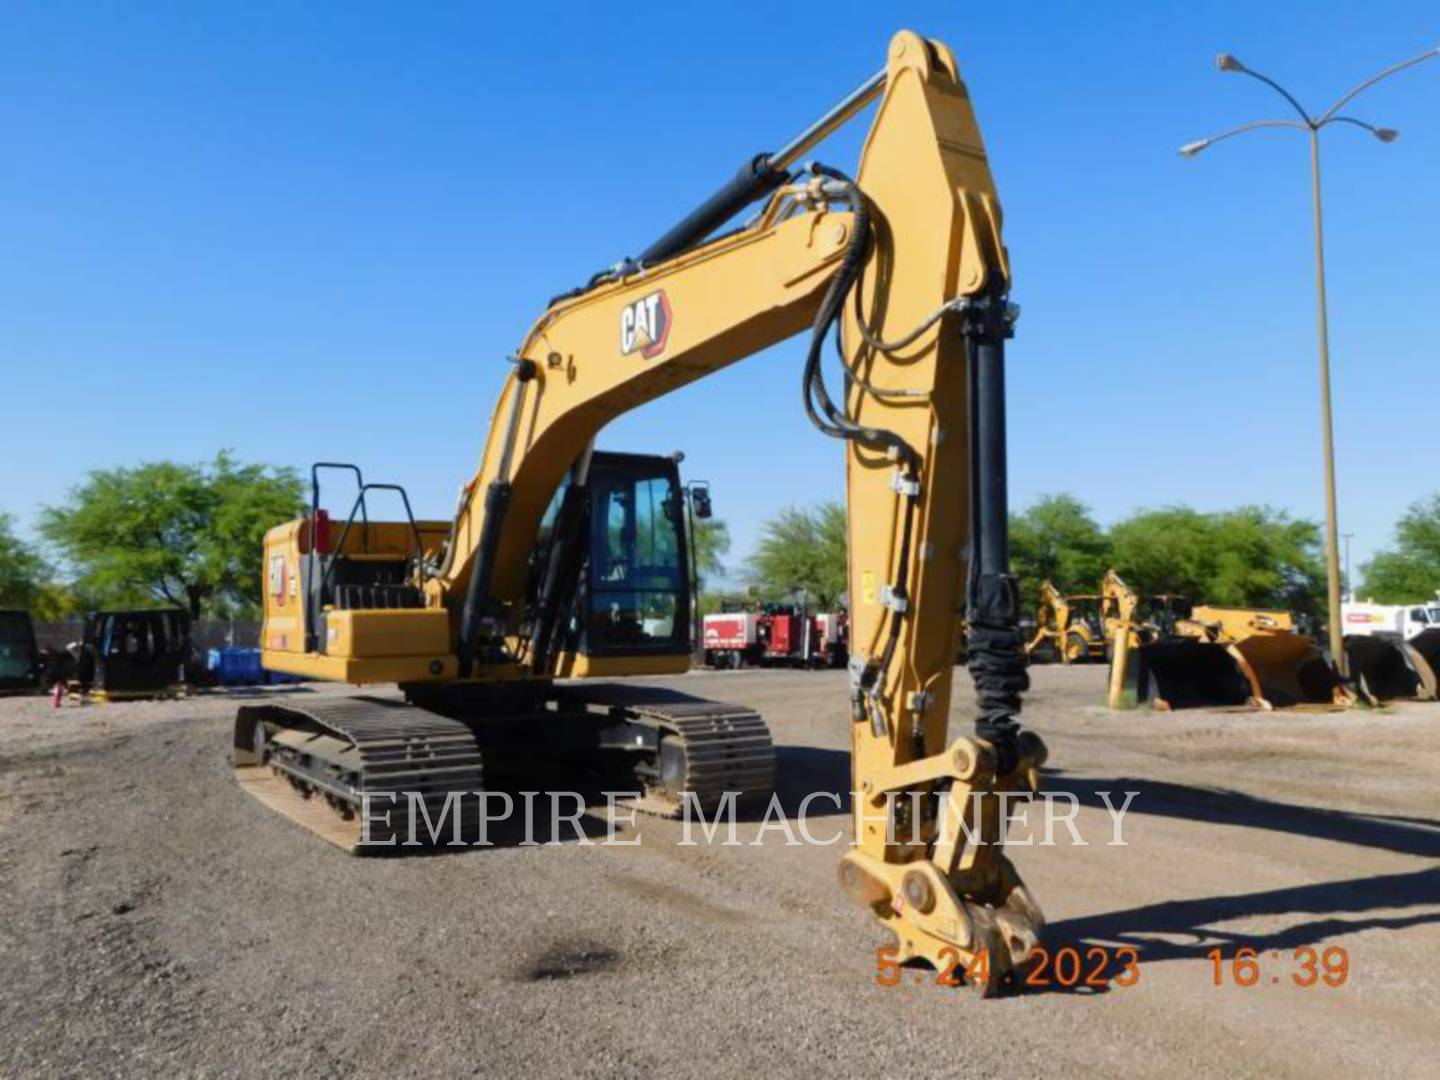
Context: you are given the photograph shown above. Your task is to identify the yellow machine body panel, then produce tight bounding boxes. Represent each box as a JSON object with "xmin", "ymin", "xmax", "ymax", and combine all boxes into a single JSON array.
[
  {"xmin": 259, "ymin": 516, "xmax": 466, "ymax": 684},
  {"xmin": 323, "ymin": 609, "xmax": 450, "ymax": 659},
  {"xmin": 1187, "ymin": 605, "xmax": 1293, "ymax": 638},
  {"xmin": 550, "ymin": 653, "xmax": 692, "ymax": 679}
]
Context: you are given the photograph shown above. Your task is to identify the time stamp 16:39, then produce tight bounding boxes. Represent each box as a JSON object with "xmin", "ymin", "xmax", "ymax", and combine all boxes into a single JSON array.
[{"xmin": 1208, "ymin": 946, "xmax": 1350, "ymax": 987}]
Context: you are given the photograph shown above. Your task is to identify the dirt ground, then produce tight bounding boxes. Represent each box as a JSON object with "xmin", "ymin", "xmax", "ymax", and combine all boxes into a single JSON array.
[{"xmin": 1, "ymin": 665, "xmax": 1436, "ymax": 1079}]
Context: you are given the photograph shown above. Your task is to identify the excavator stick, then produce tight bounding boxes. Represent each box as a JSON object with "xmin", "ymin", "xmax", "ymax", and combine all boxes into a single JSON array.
[{"xmin": 832, "ymin": 32, "xmax": 1045, "ymax": 993}]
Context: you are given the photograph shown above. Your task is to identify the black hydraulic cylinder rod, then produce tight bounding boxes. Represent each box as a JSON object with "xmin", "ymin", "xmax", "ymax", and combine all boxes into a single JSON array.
[
  {"xmin": 457, "ymin": 480, "xmax": 512, "ymax": 677},
  {"xmin": 964, "ymin": 300, "xmax": 1029, "ymax": 764},
  {"xmin": 527, "ymin": 483, "xmax": 589, "ymax": 671},
  {"xmin": 456, "ymin": 357, "xmax": 535, "ymax": 676},
  {"xmin": 973, "ymin": 335, "xmax": 1010, "ymax": 579},
  {"xmin": 637, "ymin": 154, "xmax": 788, "ymax": 267}
]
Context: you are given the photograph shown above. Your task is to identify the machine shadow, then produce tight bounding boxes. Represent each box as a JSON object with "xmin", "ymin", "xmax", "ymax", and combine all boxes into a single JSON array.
[
  {"xmin": 1033, "ymin": 866, "xmax": 1440, "ymax": 995},
  {"xmin": 739, "ymin": 745, "xmax": 853, "ymax": 821},
  {"xmin": 1020, "ymin": 772, "xmax": 1440, "ymax": 994},
  {"xmin": 1053, "ymin": 772, "xmax": 1440, "ymax": 858}
]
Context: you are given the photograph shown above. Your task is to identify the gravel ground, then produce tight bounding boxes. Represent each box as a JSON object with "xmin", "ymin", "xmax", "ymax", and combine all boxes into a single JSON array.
[{"xmin": 1, "ymin": 666, "xmax": 1437, "ymax": 1078}]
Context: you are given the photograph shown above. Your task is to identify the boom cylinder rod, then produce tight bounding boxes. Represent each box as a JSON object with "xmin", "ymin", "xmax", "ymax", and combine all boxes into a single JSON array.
[
  {"xmin": 456, "ymin": 361, "xmax": 535, "ymax": 676},
  {"xmin": 769, "ymin": 68, "xmax": 887, "ymax": 171},
  {"xmin": 637, "ymin": 68, "xmax": 886, "ymax": 267}
]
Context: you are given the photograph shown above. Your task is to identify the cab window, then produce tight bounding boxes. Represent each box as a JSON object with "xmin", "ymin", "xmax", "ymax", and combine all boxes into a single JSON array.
[{"xmin": 585, "ymin": 462, "xmax": 687, "ymax": 653}]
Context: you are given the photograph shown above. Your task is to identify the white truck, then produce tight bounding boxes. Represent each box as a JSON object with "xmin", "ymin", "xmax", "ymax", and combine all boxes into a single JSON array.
[{"xmin": 1342, "ymin": 599, "xmax": 1440, "ymax": 641}]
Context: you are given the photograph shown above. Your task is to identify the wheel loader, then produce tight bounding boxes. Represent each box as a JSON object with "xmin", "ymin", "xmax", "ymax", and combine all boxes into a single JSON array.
[
  {"xmin": 232, "ymin": 31, "xmax": 1046, "ymax": 992},
  {"xmin": 1107, "ymin": 573, "xmax": 1348, "ymax": 711}
]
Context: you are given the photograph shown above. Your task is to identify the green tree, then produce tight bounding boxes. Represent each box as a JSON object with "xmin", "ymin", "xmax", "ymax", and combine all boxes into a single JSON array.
[
  {"xmin": 691, "ymin": 517, "xmax": 731, "ymax": 592},
  {"xmin": 0, "ymin": 512, "xmax": 49, "ymax": 610},
  {"xmin": 1361, "ymin": 494, "xmax": 1440, "ymax": 602},
  {"xmin": 1009, "ymin": 494, "xmax": 1111, "ymax": 606},
  {"xmin": 745, "ymin": 502, "xmax": 848, "ymax": 607},
  {"xmin": 41, "ymin": 452, "xmax": 304, "ymax": 619},
  {"xmin": 1109, "ymin": 505, "xmax": 1324, "ymax": 611},
  {"xmin": 699, "ymin": 589, "xmax": 755, "ymax": 616}
]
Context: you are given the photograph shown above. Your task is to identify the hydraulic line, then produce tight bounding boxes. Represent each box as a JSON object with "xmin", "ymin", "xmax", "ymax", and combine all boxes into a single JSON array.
[
  {"xmin": 798, "ymin": 166, "xmax": 917, "ymax": 464},
  {"xmin": 794, "ymin": 165, "xmax": 922, "ymax": 740},
  {"xmin": 799, "ymin": 165, "xmax": 1027, "ymax": 767}
]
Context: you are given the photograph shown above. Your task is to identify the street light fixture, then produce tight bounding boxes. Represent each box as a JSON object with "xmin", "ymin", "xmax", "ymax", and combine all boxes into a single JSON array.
[{"xmin": 1180, "ymin": 46, "xmax": 1439, "ymax": 678}]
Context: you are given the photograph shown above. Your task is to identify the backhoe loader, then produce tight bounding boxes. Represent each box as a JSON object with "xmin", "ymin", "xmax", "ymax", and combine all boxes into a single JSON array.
[
  {"xmin": 1100, "ymin": 569, "xmax": 1163, "ymax": 652},
  {"xmin": 1025, "ymin": 581, "xmax": 1106, "ymax": 663},
  {"xmin": 233, "ymin": 31, "xmax": 1045, "ymax": 992}
]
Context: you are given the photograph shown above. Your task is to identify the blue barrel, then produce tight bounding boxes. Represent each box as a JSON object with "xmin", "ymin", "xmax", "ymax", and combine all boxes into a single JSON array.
[{"xmin": 208, "ymin": 646, "xmax": 265, "ymax": 686}]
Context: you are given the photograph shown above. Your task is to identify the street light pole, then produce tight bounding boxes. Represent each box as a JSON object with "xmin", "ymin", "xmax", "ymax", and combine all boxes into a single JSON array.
[
  {"xmin": 1180, "ymin": 45, "xmax": 1439, "ymax": 677},
  {"xmin": 1307, "ymin": 125, "xmax": 1344, "ymax": 672},
  {"xmin": 1342, "ymin": 533, "xmax": 1354, "ymax": 601}
]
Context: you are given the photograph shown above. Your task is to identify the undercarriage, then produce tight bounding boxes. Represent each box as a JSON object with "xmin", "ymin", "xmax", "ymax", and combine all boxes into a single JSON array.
[{"xmin": 233, "ymin": 683, "xmax": 776, "ymax": 850}]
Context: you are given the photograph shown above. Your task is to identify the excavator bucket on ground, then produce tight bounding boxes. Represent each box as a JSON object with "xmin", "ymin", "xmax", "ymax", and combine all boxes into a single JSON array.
[
  {"xmin": 1229, "ymin": 629, "xmax": 1346, "ymax": 709},
  {"xmin": 1117, "ymin": 605, "xmax": 1346, "ymax": 711},
  {"xmin": 1122, "ymin": 637, "xmax": 1253, "ymax": 709},
  {"xmin": 1410, "ymin": 630, "xmax": 1440, "ymax": 695},
  {"xmin": 1344, "ymin": 633, "xmax": 1438, "ymax": 703}
]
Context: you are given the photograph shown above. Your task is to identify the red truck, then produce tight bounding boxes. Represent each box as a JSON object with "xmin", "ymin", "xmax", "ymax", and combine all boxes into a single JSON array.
[{"xmin": 702, "ymin": 606, "xmax": 847, "ymax": 670}]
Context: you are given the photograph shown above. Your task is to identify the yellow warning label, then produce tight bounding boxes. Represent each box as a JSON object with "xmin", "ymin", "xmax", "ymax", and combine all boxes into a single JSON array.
[{"xmin": 861, "ymin": 571, "xmax": 877, "ymax": 606}]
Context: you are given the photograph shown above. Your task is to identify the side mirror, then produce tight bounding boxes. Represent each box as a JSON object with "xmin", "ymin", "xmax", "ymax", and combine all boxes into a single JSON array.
[{"xmin": 691, "ymin": 486, "xmax": 713, "ymax": 520}]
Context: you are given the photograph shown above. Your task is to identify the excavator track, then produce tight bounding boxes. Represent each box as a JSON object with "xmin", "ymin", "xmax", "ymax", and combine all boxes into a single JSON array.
[
  {"xmin": 563, "ymin": 684, "xmax": 777, "ymax": 818},
  {"xmin": 233, "ymin": 684, "xmax": 776, "ymax": 850},
  {"xmin": 233, "ymin": 696, "xmax": 488, "ymax": 852}
]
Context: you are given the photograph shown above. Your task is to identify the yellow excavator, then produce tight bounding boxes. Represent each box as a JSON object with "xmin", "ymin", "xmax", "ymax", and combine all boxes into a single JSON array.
[{"xmin": 233, "ymin": 31, "xmax": 1046, "ymax": 993}]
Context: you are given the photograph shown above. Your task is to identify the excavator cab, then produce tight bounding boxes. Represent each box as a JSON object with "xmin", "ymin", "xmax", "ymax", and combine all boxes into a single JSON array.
[{"xmin": 538, "ymin": 451, "xmax": 692, "ymax": 661}]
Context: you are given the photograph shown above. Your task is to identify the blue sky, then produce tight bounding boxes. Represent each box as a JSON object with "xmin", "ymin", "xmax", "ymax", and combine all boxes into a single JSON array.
[{"xmin": 3, "ymin": 2, "xmax": 1437, "ymax": 584}]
